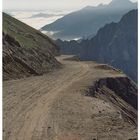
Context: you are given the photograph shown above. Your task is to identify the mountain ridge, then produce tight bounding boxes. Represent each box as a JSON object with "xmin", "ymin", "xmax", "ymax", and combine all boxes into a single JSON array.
[
  {"xmin": 41, "ymin": 0, "xmax": 137, "ymax": 40},
  {"xmin": 3, "ymin": 8, "xmax": 138, "ymax": 140},
  {"xmin": 56, "ymin": 9, "xmax": 138, "ymax": 82}
]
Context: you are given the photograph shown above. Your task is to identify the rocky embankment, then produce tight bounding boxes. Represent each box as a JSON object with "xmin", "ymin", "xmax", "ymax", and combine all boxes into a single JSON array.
[{"xmin": 86, "ymin": 76, "xmax": 137, "ymax": 126}]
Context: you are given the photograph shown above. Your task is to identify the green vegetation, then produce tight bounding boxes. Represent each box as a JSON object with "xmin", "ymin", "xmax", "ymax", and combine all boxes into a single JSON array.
[
  {"xmin": 3, "ymin": 13, "xmax": 57, "ymax": 50},
  {"xmin": 3, "ymin": 13, "xmax": 60, "ymax": 80}
]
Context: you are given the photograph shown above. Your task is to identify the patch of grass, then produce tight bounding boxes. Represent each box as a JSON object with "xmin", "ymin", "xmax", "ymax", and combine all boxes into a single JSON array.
[{"xmin": 3, "ymin": 13, "xmax": 54, "ymax": 49}]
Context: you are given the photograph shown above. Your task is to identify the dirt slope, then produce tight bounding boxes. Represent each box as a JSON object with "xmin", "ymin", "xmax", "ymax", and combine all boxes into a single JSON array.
[{"xmin": 3, "ymin": 55, "xmax": 137, "ymax": 140}]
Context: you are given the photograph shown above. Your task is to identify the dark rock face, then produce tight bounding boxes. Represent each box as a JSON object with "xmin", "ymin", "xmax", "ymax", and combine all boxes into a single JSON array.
[
  {"xmin": 96, "ymin": 77, "xmax": 137, "ymax": 109},
  {"xmin": 81, "ymin": 10, "xmax": 138, "ymax": 82},
  {"xmin": 56, "ymin": 39, "xmax": 81, "ymax": 55},
  {"xmin": 3, "ymin": 13, "xmax": 60, "ymax": 80},
  {"xmin": 42, "ymin": 0, "xmax": 137, "ymax": 40},
  {"xmin": 57, "ymin": 10, "xmax": 138, "ymax": 82},
  {"xmin": 86, "ymin": 76, "xmax": 137, "ymax": 125}
]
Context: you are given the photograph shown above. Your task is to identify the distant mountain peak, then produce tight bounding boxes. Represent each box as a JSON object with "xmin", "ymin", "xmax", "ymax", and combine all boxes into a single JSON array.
[
  {"xmin": 83, "ymin": 3, "xmax": 106, "ymax": 10},
  {"xmin": 41, "ymin": 0, "xmax": 137, "ymax": 40},
  {"xmin": 112, "ymin": 0, "xmax": 129, "ymax": 1},
  {"xmin": 98, "ymin": 3, "xmax": 104, "ymax": 7},
  {"xmin": 82, "ymin": 6, "xmax": 94, "ymax": 10},
  {"xmin": 111, "ymin": 0, "xmax": 130, "ymax": 2},
  {"xmin": 109, "ymin": 0, "xmax": 133, "ymax": 5},
  {"xmin": 108, "ymin": 0, "xmax": 137, "ymax": 9}
]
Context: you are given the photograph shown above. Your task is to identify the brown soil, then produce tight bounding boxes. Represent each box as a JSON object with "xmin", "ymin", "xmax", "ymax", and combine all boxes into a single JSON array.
[{"xmin": 3, "ymin": 55, "xmax": 137, "ymax": 140}]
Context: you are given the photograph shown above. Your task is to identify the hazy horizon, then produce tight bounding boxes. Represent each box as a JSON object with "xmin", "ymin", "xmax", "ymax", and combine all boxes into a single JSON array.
[{"xmin": 3, "ymin": 0, "xmax": 137, "ymax": 11}]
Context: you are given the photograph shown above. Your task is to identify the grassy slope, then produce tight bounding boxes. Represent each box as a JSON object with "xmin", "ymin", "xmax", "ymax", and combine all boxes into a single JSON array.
[
  {"xmin": 3, "ymin": 13, "xmax": 60, "ymax": 80},
  {"xmin": 3, "ymin": 13, "xmax": 59, "ymax": 54}
]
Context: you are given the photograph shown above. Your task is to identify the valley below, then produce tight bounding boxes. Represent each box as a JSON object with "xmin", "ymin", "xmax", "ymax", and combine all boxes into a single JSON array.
[{"xmin": 3, "ymin": 55, "xmax": 137, "ymax": 140}]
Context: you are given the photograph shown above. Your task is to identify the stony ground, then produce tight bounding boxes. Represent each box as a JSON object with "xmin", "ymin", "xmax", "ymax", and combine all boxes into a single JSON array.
[{"xmin": 3, "ymin": 55, "xmax": 137, "ymax": 140}]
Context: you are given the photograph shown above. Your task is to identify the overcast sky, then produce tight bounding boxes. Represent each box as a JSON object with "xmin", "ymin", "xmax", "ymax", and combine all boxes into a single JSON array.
[{"xmin": 3, "ymin": 0, "xmax": 137, "ymax": 11}]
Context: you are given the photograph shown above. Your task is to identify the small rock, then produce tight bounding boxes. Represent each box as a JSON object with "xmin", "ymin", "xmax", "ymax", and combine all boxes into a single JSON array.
[{"xmin": 48, "ymin": 126, "xmax": 51, "ymax": 129}]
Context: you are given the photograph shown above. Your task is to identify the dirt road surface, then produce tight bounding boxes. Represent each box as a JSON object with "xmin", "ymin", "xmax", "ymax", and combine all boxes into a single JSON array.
[{"xmin": 3, "ymin": 55, "xmax": 137, "ymax": 140}]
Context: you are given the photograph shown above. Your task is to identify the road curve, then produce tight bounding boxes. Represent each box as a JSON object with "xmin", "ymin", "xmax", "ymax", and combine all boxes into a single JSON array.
[{"xmin": 3, "ymin": 55, "xmax": 137, "ymax": 140}]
